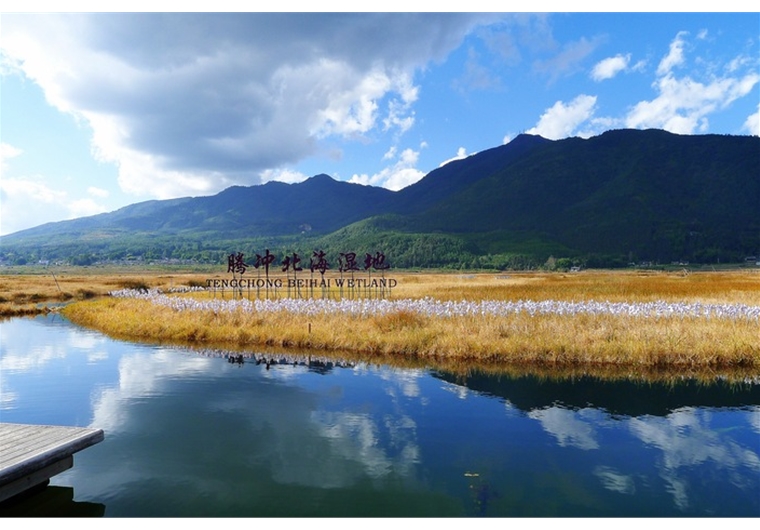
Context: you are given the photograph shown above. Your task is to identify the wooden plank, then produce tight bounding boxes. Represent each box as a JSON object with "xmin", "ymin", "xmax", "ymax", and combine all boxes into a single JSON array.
[
  {"xmin": 0, "ymin": 456, "xmax": 72, "ymax": 503},
  {"xmin": 0, "ymin": 423, "xmax": 104, "ymax": 503}
]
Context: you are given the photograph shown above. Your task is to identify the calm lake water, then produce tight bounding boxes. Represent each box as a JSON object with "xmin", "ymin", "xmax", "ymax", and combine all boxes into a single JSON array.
[{"xmin": 1, "ymin": 314, "xmax": 759, "ymax": 517}]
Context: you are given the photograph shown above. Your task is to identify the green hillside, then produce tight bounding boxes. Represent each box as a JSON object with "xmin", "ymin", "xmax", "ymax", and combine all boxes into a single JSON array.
[{"xmin": 1, "ymin": 129, "xmax": 757, "ymax": 269}]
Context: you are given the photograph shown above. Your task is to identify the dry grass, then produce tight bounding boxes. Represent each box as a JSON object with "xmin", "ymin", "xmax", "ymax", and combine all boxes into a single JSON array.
[
  {"xmin": 4, "ymin": 268, "xmax": 759, "ymax": 376},
  {"xmin": 61, "ymin": 295, "xmax": 759, "ymax": 367},
  {"xmin": 50, "ymin": 269, "xmax": 760, "ymax": 374},
  {"xmin": 0, "ymin": 270, "xmax": 207, "ymax": 318},
  {"xmin": 394, "ymin": 269, "xmax": 760, "ymax": 305}
]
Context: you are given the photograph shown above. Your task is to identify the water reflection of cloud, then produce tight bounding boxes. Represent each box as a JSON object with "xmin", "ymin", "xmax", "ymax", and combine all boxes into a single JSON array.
[
  {"xmin": 256, "ymin": 368, "xmax": 422, "ymax": 489},
  {"xmin": 67, "ymin": 330, "xmax": 106, "ymax": 351},
  {"xmin": 66, "ymin": 327, "xmax": 111, "ymax": 364},
  {"xmin": 1, "ymin": 329, "xmax": 66, "ymax": 410},
  {"xmin": 89, "ymin": 385, "xmax": 128, "ymax": 433},
  {"xmin": 90, "ymin": 348, "xmax": 216, "ymax": 432},
  {"xmin": 528, "ymin": 406, "xmax": 600, "ymax": 450},
  {"xmin": 629, "ymin": 407, "xmax": 760, "ymax": 511},
  {"xmin": 441, "ymin": 380, "xmax": 470, "ymax": 400},
  {"xmin": 86, "ymin": 350, "xmax": 109, "ymax": 363},
  {"xmin": 1, "ymin": 319, "xmax": 113, "ymax": 409},
  {"xmin": 308, "ymin": 410, "xmax": 420, "ymax": 487},
  {"xmin": 315, "ymin": 413, "xmax": 390, "ymax": 476},
  {"xmin": 81, "ymin": 349, "xmax": 424, "ymax": 501},
  {"xmin": 593, "ymin": 465, "xmax": 636, "ymax": 495},
  {"xmin": 1, "ymin": 327, "xmax": 107, "ymax": 374},
  {"xmin": 0, "ymin": 389, "xmax": 19, "ymax": 410},
  {"xmin": 118, "ymin": 348, "xmax": 214, "ymax": 395},
  {"xmin": 749, "ymin": 406, "xmax": 760, "ymax": 435},
  {"xmin": 380, "ymin": 368, "xmax": 425, "ymax": 399},
  {"xmin": 630, "ymin": 408, "xmax": 760, "ymax": 471},
  {"xmin": 1, "ymin": 343, "xmax": 67, "ymax": 372}
]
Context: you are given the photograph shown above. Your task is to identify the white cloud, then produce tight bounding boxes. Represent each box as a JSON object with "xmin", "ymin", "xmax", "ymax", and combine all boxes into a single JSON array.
[
  {"xmin": 625, "ymin": 69, "xmax": 760, "ymax": 135},
  {"xmin": 593, "ymin": 31, "xmax": 760, "ymax": 136},
  {"xmin": 0, "ymin": 143, "xmax": 23, "ymax": 176},
  {"xmin": 726, "ymin": 54, "xmax": 753, "ymax": 74},
  {"xmin": 1, "ymin": 177, "xmax": 66, "ymax": 204},
  {"xmin": 438, "ymin": 147, "xmax": 470, "ymax": 167},
  {"xmin": 0, "ymin": 177, "xmax": 69, "ymax": 234},
  {"xmin": 1, "ymin": 13, "xmax": 492, "ymax": 201},
  {"xmin": 316, "ymin": 66, "xmax": 391, "ymax": 138},
  {"xmin": 0, "ymin": 176, "xmax": 109, "ymax": 235},
  {"xmin": 259, "ymin": 168, "xmax": 309, "ymax": 185},
  {"xmin": 349, "ymin": 145, "xmax": 425, "ymax": 191},
  {"xmin": 526, "ymin": 94, "xmax": 597, "ymax": 139},
  {"xmin": 68, "ymin": 197, "xmax": 109, "ymax": 218},
  {"xmin": 657, "ymin": 31, "xmax": 688, "ymax": 76},
  {"xmin": 87, "ymin": 186, "xmax": 110, "ymax": 198},
  {"xmin": 383, "ymin": 73, "xmax": 418, "ymax": 134},
  {"xmin": 591, "ymin": 53, "xmax": 630, "ymax": 81},
  {"xmin": 744, "ymin": 104, "xmax": 760, "ymax": 136}
]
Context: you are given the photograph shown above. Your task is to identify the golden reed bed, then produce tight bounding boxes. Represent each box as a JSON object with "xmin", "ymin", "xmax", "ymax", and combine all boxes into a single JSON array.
[{"xmin": 3, "ymin": 268, "xmax": 759, "ymax": 377}]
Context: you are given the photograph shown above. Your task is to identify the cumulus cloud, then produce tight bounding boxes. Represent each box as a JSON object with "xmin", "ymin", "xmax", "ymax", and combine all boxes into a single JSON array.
[
  {"xmin": 349, "ymin": 144, "xmax": 426, "ymax": 190},
  {"xmin": 0, "ymin": 176, "xmax": 109, "ymax": 235},
  {"xmin": 591, "ymin": 53, "xmax": 630, "ymax": 81},
  {"xmin": 68, "ymin": 197, "xmax": 109, "ymax": 218},
  {"xmin": 259, "ymin": 168, "xmax": 309, "ymax": 185},
  {"xmin": 744, "ymin": 104, "xmax": 760, "ymax": 136},
  {"xmin": 1, "ymin": 177, "xmax": 68, "ymax": 234},
  {"xmin": 438, "ymin": 147, "xmax": 471, "ymax": 167},
  {"xmin": 0, "ymin": 143, "xmax": 23, "ymax": 176},
  {"xmin": 87, "ymin": 186, "xmax": 110, "ymax": 198},
  {"xmin": 657, "ymin": 31, "xmax": 688, "ymax": 76},
  {"xmin": 526, "ymin": 94, "xmax": 598, "ymax": 139},
  {"xmin": 625, "ymin": 32, "xmax": 760, "ymax": 135},
  {"xmin": 1, "ymin": 13, "xmax": 494, "ymax": 200},
  {"xmin": 529, "ymin": 31, "xmax": 760, "ymax": 140}
]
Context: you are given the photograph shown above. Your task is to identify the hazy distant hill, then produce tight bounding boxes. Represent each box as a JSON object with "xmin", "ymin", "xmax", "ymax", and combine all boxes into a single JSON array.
[{"xmin": 2, "ymin": 129, "xmax": 758, "ymax": 268}]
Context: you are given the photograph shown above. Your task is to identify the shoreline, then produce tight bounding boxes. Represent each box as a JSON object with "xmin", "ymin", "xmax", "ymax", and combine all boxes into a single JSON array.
[
  {"xmin": 61, "ymin": 286, "xmax": 760, "ymax": 370},
  {"xmin": 4, "ymin": 269, "xmax": 759, "ymax": 376}
]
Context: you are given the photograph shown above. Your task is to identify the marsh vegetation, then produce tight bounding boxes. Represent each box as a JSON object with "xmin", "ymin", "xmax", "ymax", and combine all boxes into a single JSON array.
[{"xmin": 7, "ymin": 268, "xmax": 749, "ymax": 372}]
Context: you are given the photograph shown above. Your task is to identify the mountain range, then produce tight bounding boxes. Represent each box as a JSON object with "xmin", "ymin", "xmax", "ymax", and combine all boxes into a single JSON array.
[{"xmin": 2, "ymin": 128, "xmax": 758, "ymax": 269}]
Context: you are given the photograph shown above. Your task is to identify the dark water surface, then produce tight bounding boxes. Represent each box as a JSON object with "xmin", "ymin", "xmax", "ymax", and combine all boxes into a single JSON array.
[{"xmin": 1, "ymin": 314, "xmax": 758, "ymax": 517}]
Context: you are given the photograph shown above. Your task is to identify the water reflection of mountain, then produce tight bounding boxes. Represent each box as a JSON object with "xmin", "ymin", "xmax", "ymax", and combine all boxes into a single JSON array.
[{"xmin": 432, "ymin": 372, "xmax": 760, "ymax": 416}]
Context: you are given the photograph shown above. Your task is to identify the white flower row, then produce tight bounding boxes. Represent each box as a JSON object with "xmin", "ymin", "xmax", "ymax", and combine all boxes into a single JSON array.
[
  {"xmin": 166, "ymin": 286, "xmax": 207, "ymax": 293},
  {"xmin": 108, "ymin": 288, "xmax": 760, "ymax": 322}
]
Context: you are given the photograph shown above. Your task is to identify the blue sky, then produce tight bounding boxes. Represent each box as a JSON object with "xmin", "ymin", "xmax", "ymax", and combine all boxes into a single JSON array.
[{"xmin": 1, "ymin": 8, "xmax": 758, "ymax": 236}]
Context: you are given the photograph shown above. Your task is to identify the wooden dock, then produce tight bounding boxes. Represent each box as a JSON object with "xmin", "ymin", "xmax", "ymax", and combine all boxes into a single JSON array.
[{"xmin": 0, "ymin": 423, "xmax": 104, "ymax": 503}]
